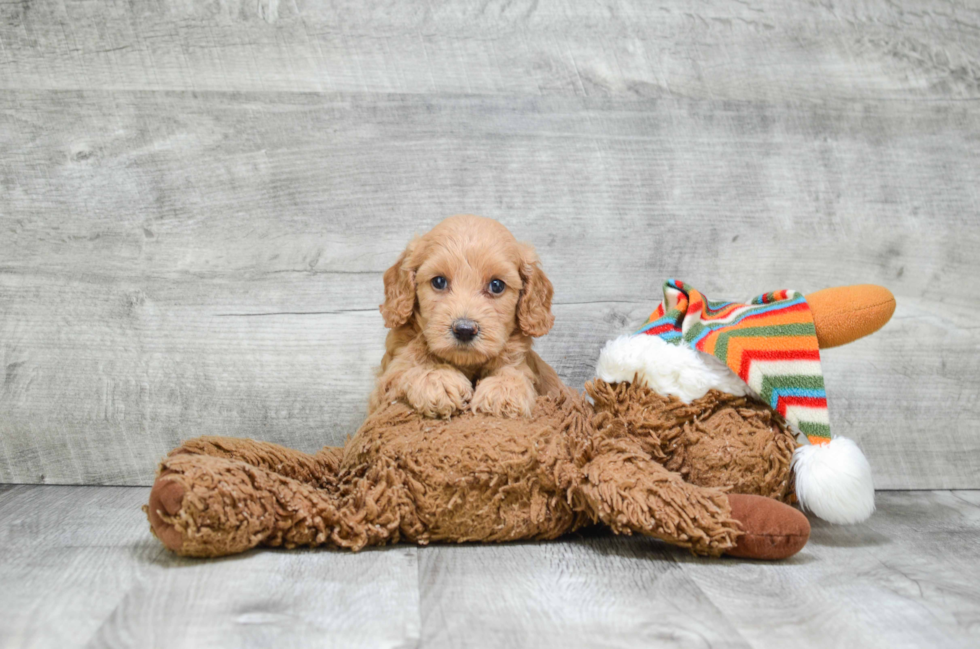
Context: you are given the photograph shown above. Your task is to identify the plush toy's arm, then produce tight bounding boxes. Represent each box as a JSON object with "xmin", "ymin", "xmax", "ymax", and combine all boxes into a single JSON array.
[{"xmin": 806, "ymin": 284, "xmax": 895, "ymax": 349}]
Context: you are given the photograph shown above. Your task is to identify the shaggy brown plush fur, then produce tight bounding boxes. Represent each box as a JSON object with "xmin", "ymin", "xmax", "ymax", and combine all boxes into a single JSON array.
[
  {"xmin": 587, "ymin": 379, "xmax": 798, "ymax": 503},
  {"xmin": 147, "ymin": 390, "xmax": 809, "ymax": 560}
]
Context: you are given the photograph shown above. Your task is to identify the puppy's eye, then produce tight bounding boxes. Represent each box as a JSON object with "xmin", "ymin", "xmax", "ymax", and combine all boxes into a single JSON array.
[
  {"xmin": 431, "ymin": 276, "xmax": 448, "ymax": 291},
  {"xmin": 488, "ymin": 279, "xmax": 506, "ymax": 295}
]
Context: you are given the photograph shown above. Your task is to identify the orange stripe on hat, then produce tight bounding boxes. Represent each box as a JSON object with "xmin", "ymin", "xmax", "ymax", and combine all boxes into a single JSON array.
[
  {"xmin": 724, "ymin": 335, "xmax": 820, "ymax": 376},
  {"xmin": 699, "ymin": 309, "xmax": 814, "ymax": 356}
]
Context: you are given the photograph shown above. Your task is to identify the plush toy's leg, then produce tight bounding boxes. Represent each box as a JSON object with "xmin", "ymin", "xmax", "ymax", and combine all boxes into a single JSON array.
[
  {"xmin": 587, "ymin": 379, "xmax": 798, "ymax": 503},
  {"xmin": 725, "ymin": 493, "xmax": 810, "ymax": 560},
  {"xmin": 574, "ymin": 437, "xmax": 741, "ymax": 556},
  {"xmin": 170, "ymin": 436, "xmax": 343, "ymax": 488},
  {"xmin": 146, "ymin": 452, "xmax": 417, "ymax": 558},
  {"xmin": 575, "ymin": 438, "xmax": 809, "ymax": 559}
]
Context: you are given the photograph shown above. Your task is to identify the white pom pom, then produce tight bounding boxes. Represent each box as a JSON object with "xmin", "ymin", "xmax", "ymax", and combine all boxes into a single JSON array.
[
  {"xmin": 792, "ymin": 437, "xmax": 875, "ymax": 524},
  {"xmin": 595, "ymin": 334, "xmax": 751, "ymax": 403}
]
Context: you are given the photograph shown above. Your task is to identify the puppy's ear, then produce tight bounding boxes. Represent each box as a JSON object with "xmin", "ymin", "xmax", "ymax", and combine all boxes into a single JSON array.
[
  {"xmin": 517, "ymin": 243, "xmax": 554, "ymax": 337},
  {"xmin": 380, "ymin": 237, "xmax": 421, "ymax": 329}
]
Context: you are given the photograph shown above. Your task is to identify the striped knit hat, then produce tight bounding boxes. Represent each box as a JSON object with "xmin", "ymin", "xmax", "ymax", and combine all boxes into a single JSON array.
[
  {"xmin": 633, "ymin": 279, "xmax": 829, "ymax": 446},
  {"xmin": 596, "ymin": 279, "xmax": 875, "ymax": 525}
]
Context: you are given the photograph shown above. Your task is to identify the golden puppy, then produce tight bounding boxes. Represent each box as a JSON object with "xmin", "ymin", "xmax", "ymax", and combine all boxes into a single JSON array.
[{"xmin": 369, "ymin": 215, "xmax": 563, "ymax": 418}]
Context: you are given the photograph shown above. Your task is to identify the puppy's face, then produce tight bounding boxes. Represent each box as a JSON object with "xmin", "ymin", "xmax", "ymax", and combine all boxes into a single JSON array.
[
  {"xmin": 381, "ymin": 215, "xmax": 554, "ymax": 367},
  {"xmin": 414, "ymin": 237, "xmax": 524, "ymax": 366}
]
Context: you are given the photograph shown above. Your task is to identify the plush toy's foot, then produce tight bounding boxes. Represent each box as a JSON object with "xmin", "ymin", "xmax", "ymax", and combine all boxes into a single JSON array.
[
  {"xmin": 144, "ymin": 455, "xmax": 309, "ymax": 558},
  {"xmin": 146, "ymin": 472, "xmax": 186, "ymax": 553},
  {"xmin": 145, "ymin": 452, "xmax": 413, "ymax": 557},
  {"xmin": 725, "ymin": 494, "xmax": 810, "ymax": 560}
]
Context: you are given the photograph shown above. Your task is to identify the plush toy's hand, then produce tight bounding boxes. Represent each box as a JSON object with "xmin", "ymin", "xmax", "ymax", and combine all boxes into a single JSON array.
[
  {"xmin": 724, "ymin": 494, "xmax": 810, "ymax": 560},
  {"xmin": 146, "ymin": 471, "xmax": 187, "ymax": 554},
  {"xmin": 471, "ymin": 371, "xmax": 537, "ymax": 418},
  {"xmin": 404, "ymin": 367, "xmax": 474, "ymax": 419},
  {"xmin": 806, "ymin": 284, "xmax": 895, "ymax": 349}
]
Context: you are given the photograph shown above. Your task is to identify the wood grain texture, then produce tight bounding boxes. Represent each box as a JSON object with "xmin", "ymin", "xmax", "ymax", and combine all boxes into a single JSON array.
[
  {"xmin": 0, "ymin": 486, "xmax": 421, "ymax": 649},
  {"xmin": 0, "ymin": 486, "xmax": 168, "ymax": 648},
  {"xmin": 1, "ymin": 1, "xmax": 978, "ymax": 487},
  {"xmin": 677, "ymin": 490, "xmax": 980, "ymax": 649},
  {"xmin": 418, "ymin": 533, "xmax": 752, "ymax": 648},
  {"xmin": 1, "ymin": 89, "xmax": 977, "ymax": 487},
  {"xmin": 87, "ymin": 546, "xmax": 421, "ymax": 649},
  {"xmin": 2, "ymin": 486, "xmax": 978, "ymax": 649},
  {"xmin": 1, "ymin": 0, "xmax": 977, "ymax": 100}
]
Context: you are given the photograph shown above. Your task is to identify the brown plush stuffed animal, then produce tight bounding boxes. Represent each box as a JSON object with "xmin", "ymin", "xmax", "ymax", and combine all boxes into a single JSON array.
[
  {"xmin": 146, "ymin": 285, "xmax": 893, "ymax": 561},
  {"xmin": 593, "ymin": 282, "xmax": 896, "ymax": 527}
]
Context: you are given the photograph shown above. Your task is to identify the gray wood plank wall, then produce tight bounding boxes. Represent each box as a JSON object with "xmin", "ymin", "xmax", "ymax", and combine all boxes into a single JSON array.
[{"xmin": 1, "ymin": 0, "xmax": 978, "ymax": 487}]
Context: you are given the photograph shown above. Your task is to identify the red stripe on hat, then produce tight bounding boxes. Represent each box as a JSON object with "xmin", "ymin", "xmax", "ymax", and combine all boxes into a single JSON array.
[
  {"xmin": 736, "ymin": 348, "xmax": 821, "ymax": 382},
  {"xmin": 641, "ymin": 323, "xmax": 678, "ymax": 337},
  {"xmin": 775, "ymin": 394, "xmax": 827, "ymax": 417}
]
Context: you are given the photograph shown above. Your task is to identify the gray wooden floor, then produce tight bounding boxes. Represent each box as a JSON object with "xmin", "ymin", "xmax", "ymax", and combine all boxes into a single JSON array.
[{"xmin": 1, "ymin": 486, "xmax": 978, "ymax": 649}]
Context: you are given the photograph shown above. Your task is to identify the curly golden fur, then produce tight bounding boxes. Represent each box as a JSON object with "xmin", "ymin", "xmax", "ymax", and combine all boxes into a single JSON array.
[{"xmin": 370, "ymin": 215, "xmax": 563, "ymax": 419}]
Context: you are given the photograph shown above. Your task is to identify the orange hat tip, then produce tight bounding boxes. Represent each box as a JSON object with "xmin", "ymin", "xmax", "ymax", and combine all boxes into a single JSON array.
[{"xmin": 806, "ymin": 284, "xmax": 896, "ymax": 349}]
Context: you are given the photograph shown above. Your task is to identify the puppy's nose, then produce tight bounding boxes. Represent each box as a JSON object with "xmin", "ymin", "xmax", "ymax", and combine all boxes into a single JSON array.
[{"xmin": 452, "ymin": 318, "xmax": 480, "ymax": 343}]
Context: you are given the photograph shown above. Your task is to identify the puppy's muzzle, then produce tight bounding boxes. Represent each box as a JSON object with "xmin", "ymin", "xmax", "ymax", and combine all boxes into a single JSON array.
[{"xmin": 452, "ymin": 318, "xmax": 480, "ymax": 343}]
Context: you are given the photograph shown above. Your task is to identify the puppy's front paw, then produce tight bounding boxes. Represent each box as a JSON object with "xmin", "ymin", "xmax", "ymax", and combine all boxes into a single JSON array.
[
  {"xmin": 404, "ymin": 368, "xmax": 474, "ymax": 419},
  {"xmin": 471, "ymin": 374, "xmax": 536, "ymax": 418}
]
